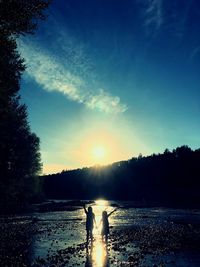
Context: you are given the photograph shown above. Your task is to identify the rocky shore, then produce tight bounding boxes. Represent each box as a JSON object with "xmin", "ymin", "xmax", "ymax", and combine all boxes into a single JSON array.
[{"xmin": 0, "ymin": 204, "xmax": 200, "ymax": 267}]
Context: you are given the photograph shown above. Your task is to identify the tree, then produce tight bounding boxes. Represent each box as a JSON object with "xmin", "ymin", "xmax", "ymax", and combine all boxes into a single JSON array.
[
  {"xmin": 0, "ymin": 0, "xmax": 50, "ymax": 211},
  {"xmin": 43, "ymin": 145, "xmax": 200, "ymax": 207},
  {"xmin": 0, "ymin": 0, "xmax": 50, "ymax": 35}
]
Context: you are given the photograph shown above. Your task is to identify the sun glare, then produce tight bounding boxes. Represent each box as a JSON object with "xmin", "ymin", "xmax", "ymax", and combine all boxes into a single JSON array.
[
  {"xmin": 92, "ymin": 145, "xmax": 106, "ymax": 161},
  {"xmin": 74, "ymin": 129, "xmax": 137, "ymax": 168},
  {"xmin": 95, "ymin": 199, "xmax": 108, "ymax": 207}
]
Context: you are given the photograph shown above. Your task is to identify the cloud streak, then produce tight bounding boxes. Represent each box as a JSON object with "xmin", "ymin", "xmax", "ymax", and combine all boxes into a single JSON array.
[
  {"xmin": 190, "ymin": 46, "xmax": 200, "ymax": 60},
  {"xmin": 19, "ymin": 39, "xmax": 127, "ymax": 114},
  {"xmin": 144, "ymin": 0, "xmax": 163, "ymax": 32}
]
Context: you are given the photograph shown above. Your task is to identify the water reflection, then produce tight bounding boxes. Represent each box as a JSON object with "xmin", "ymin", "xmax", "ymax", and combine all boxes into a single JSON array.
[
  {"xmin": 93, "ymin": 199, "xmax": 110, "ymax": 235},
  {"xmin": 95, "ymin": 199, "xmax": 109, "ymax": 207},
  {"xmin": 85, "ymin": 237, "xmax": 110, "ymax": 267},
  {"xmin": 85, "ymin": 199, "xmax": 110, "ymax": 267}
]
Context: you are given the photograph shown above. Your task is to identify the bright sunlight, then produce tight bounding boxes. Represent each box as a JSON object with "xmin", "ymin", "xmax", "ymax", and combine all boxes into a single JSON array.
[{"xmin": 92, "ymin": 145, "xmax": 106, "ymax": 162}]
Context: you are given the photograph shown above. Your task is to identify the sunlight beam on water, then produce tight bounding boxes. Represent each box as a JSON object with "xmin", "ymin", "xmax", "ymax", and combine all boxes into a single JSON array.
[
  {"xmin": 91, "ymin": 238, "xmax": 109, "ymax": 267},
  {"xmin": 86, "ymin": 237, "xmax": 109, "ymax": 267},
  {"xmin": 95, "ymin": 199, "xmax": 109, "ymax": 207},
  {"xmin": 83, "ymin": 199, "xmax": 115, "ymax": 266},
  {"xmin": 93, "ymin": 199, "xmax": 109, "ymax": 235},
  {"xmin": 89, "ymin": 199, "xmax": 111, "ymax": 266}
]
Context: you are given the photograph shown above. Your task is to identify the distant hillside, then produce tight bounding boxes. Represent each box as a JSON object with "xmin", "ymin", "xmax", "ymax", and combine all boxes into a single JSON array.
[{"xmin": 43, "ymin": 146, "xmax": 200, "ymax": 207}]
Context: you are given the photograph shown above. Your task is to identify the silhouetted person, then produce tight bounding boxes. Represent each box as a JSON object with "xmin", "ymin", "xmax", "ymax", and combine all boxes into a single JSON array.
[
  {"xmin": 101, "ymin": 208, "xmax": 117, "ymax": 243},
  {"xmin": 83, "ymin": 204, "xmax": 96, "ymax": 244}
]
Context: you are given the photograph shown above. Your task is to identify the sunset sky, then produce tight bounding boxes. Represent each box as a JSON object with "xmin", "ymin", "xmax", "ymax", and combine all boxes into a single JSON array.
[{"xmin": 18, "ymin": 0, "xmax": 200, "ymax": 174}]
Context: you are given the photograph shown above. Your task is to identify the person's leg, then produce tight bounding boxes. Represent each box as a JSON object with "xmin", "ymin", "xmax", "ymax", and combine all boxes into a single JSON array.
[
  {"xmin": 101, "ymin": 229, "xmax": 105, "ymax": 242},
  {"xmin": 105, "ymin": 234, "xmax": 108, "ymax": 244},
  {"xmin": 90, "ymin": 229, "xmax": 93, "ymax": 243},
  {"xmin": 86, "ymin": 230, "xmax": 89, "ymax": 244}
]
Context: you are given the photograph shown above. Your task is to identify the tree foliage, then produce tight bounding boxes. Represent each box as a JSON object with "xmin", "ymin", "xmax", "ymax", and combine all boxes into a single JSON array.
[
  {"xmin": 0, "ymin": 0, "xmax": 50, "ymax": 212},
  {"xmin": 44, "ymin": 146, "xmax": 200, "ymax": 208},
  {"xmin": 0, "ymin": 0, "xmax": 49, "ymax": 36}
]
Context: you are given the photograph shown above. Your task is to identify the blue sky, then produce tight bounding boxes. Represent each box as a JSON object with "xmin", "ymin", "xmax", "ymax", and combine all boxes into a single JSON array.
[{"xmin": 18, "ymin": 0, "xmax": 200, "ymax": 174}]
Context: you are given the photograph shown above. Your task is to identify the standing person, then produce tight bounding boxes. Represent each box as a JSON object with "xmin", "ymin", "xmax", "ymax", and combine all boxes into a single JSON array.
[
  {"xmin": 83, "ymin": 204, "xmax": 96, "ymax": 244},
  {"xmin": 101, "ymin": 208, "xmax": 117, "ymax": 243}
]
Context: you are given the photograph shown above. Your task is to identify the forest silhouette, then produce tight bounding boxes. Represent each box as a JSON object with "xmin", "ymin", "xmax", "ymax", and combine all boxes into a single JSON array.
[
  {"xmin": 44, "ymin": 145, "xmax": 200, "ymax": 208},
  {"xmin": 0, "ymin": 0, "xmax": 50, "ymax": 212}
]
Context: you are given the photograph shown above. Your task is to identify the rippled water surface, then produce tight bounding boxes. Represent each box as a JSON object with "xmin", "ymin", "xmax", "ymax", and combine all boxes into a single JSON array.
[
  {"xmin": 29, "ymin": 200, "xmax": 200, "ymax": 266},
  {"xmin": 1, "ymin": 200, "xmax": 200, "ymax": 266}
]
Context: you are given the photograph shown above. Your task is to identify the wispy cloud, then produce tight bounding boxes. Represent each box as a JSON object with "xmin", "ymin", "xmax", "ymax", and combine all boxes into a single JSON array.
[
  {"xmin": 18, "ymin": 38, "xmax": 127, "ymax": 114},
  {"xmin": 190, "ymin": 46, "xmax": 200, "ymax": 60},
  {"xmin": 143, "ymin": 0, "xmax": 163, "ymax": 32},
  {"xmin": 86, "ymin": 89, "xmax": 127, "ymax": 113},
  {"xmin": 142, "ymin": 0, "xmax": 194, "ymax": 39}
]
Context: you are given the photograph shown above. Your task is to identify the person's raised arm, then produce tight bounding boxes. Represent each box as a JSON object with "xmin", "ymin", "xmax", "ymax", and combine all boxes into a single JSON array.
[
  {"xmin": 108, "ymin": 208, "xmax": 118, "ymax": 217},
  {"xmin": 83, "ymin": 204, "xmax": 87, "ymax": 214}
]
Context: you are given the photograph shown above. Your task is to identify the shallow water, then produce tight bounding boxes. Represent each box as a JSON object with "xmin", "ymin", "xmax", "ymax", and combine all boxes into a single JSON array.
[
  {"xmin": 28, "ymin": 200, "xmax": 200, "ymax": 266},
  {"xmin": 1, "ymin": 200, "xmax": 200, "ymax": 266}
]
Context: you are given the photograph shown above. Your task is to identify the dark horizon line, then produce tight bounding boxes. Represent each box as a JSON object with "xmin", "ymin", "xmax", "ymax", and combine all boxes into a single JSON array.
[{"xmin": 42, "ymin": 144, "xmax": 200, "ymax": 176}]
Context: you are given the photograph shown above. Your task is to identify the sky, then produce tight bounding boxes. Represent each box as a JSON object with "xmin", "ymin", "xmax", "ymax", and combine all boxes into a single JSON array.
[{"xmin": 18, "ymin": 0, "xmax": 200, "ymax": 174}]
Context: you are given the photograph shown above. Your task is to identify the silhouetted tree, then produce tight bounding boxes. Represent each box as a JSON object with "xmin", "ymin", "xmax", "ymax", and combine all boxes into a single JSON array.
[
  {"xmin": 43, "ymin": 146, "xmax": 200, "ymax": 208},
  {"xmin": 0, "ymin": 0, "xmax": 50, "ymax": 211},
  {"xmin": 0, "ymin": 0, "xmax": 49, "ymax": 35}
]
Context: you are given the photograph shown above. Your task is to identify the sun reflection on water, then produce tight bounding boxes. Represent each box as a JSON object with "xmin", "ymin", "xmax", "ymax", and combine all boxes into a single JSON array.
[
  {"xmin": 85, "ymin": 236, "xmax": 110, "ymax": 267},
  {"xmin": 95, "ymin": 199, "xmax": 109, "ymax": 207},
  {"xmin": 92, "ymin": 239, "xmax": 109, "ymax": 267},
  {"xmin": 85, "ymin": 199, "xmax": 111, "ymax": 267},
  {"xmin": 93, "ymin": 199, "xmax": 109, "ymax": 235}
]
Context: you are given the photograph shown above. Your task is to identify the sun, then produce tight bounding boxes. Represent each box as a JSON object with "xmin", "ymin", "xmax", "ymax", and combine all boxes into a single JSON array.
[{"xmin": 92, "ymin": 145, "xmax": 106, "ymax": 161}]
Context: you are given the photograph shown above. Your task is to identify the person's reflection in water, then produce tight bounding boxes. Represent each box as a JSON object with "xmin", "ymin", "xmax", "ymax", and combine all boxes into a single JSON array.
[
  {"xmin": 85, "ymin": 244, "xmax": 93, "ymax": 267},
  {"xmin": 85, "ymin": 240, "xmax": 110, "ymax": 267}
]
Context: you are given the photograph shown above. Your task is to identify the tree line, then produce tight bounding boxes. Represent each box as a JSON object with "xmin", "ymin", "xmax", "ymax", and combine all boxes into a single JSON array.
[
  {"xmin": 43, "ymin": 146, "xmax": 200, "ymax": 208},
  {"xmin": 0, "ymin": 0, "xmax": 50, "ymax": 212}
]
